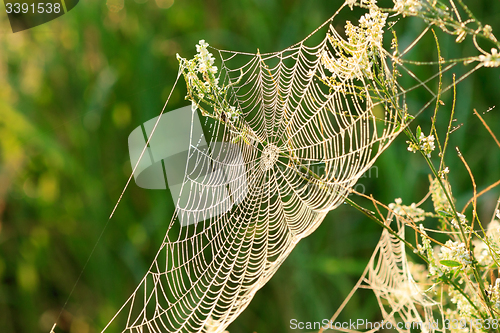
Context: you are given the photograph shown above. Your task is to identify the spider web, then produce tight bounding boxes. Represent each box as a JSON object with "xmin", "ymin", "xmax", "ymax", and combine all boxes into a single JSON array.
[
  {"xmin": 100, "ymin": 4, "xmax": 443, "ymax": 333},
  {"xmin": 365, "ymin": 214, "xmax": 444, "ymax": 333},
  {"xmin": 322, "ymin": 213, "xmax": 445, "ymax": 333}
]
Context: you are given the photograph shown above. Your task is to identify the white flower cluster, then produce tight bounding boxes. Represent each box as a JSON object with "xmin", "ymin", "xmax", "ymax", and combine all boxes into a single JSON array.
[
  {"xmin": 178, "ymin": 40, "xmax": 244, "ymax": 127},
  {"xmin": 321, "ymin": 50, "xmax": 368, "ymax": 81},
  {"xmin": 439, "ymin": 240, "xmax": 472, "ymax": 266},
  {"xmin": 440, "ymin": 166, "xmax": 449, "ymax": 177},
  {"xmin": 345, "ymin": 0, "xmax": 357, "ymax": 10},
  {"xmin": 415, "ymin": 225, "xmax": 473, "ymax": 279},
  {"xmin": 389, "ymin": 198, "xmax": 426, "ymax": 222},
  {"xmin": 419, "ymin": 132, "xmax": 435, "ymax": 157},
  {"xmin": 450, "ymin": 212, "xmax": 467, "ymax": 229},
  {"xmin": 393, "ymin": 0, "xmax": 422, "ymax": 17},
  {"xmin": 358, "ymin": 6, "xmax": 388, "ymax": 46},
  {"xmin": 407, "ymin": 132, "xmax": 435, "ymax": 158},
  {"xmin": 473, "ymin": 220, "xmax": 500, "ymax": 266},
  {"xmin": 479, "ymin": 48, "xmax": 500, "ymax": 68},
  {"xmin": 415, "ymin": 224, "xmax": 446, "ymax": 277},
  {"xmin": 446, "ymin": 288, "xmax": 478, "ymax": 326},
  {"xmin": 177, "ymin": 39, "xmax": 219, "ymax": 95},
  {"xmin": 322, "ymin": 2, "xmax": 387, "ymax": 80},
  {"xmin": 195, "ymin": 40, "xmax": 218, "ymax": 74},
  {"xmin": 430, "ymin": 177, "xmax": 453, "ymax": 214},
  {"xmin": 416, "ymin": 224, "xmax": 431, "ymax": 254},
  {"xmin": 487, "ymin": 278, "xmax": 500, "ymax": 309},
  {"xmin": 473, "ymin": 243, "xmax": 492, "ymax": 266}
]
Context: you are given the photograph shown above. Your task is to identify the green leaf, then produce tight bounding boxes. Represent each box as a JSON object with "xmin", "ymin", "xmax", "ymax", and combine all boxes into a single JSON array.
[
  {"xmin": 440, "ymin": 260, "xmax": 462, "ymax": 267},
  {"xmin": 437, "ymin": 210, "xmax": 454, "ymax": 218},
  {"xmin": 416, "ymin": 125, "xmax": 422, "ymax": 140}
]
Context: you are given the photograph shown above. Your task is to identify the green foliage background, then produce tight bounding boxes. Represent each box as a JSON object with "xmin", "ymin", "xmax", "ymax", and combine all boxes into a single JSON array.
[{"xmin": 0, "ymin": 0, "xmax": 499, "ymax": 332}]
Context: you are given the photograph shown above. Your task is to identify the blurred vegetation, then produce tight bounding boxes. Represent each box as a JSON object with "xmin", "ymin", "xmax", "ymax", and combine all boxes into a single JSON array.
[{"xmin": 0, "ymin": 0, "xmax": 499, "ymax": 332}]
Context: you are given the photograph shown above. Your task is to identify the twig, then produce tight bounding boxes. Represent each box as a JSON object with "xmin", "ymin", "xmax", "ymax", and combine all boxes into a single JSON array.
[{"xmin": 473, "ymin": 109, "xmax": 500, "ymax": 149}]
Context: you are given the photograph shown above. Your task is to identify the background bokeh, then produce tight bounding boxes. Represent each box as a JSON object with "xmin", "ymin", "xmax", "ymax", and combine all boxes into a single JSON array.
[{"xmin": 0, "ymin": 0, "xmax": 499, "ymax": 332}]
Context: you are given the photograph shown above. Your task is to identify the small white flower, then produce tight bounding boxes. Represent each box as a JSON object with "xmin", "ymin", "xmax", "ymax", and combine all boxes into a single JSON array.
[
  {"xmin": 419, "ymin": 133, "xmax": 435, "ymax": 157},
  {"xmin": 439, "ymin": 166, "xmax": 449, "ymax": 178},
  {"xmin": 496, "ymin": 209, "xmax": 500, "ymax": 220},
  {"xmin": 393, "ymin": 0, "xmax": 422, "ymax": 17},
  {"xmin": 407, "ymin": 131, "xmax": 435, "ymax": 157},
  {"xmin": 479, "ymin": 48, "xmax": 500, "ymax": 67},
  {"xmin": 195, "ymin": 40, "xmax": 207, "ymax": 53},
  {"xmin": 345, "ymin": 0, "xmax": 357, "ymax": 10}
]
